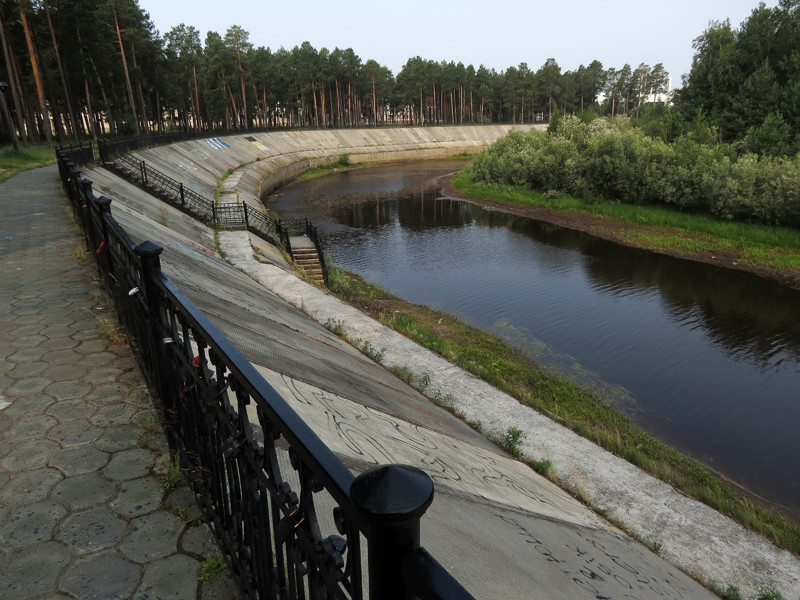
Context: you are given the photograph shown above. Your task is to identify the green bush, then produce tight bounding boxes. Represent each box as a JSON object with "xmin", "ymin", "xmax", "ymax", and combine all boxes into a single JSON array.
[{"xmin": 471, "ymin": 115, "xmax": 800, "ymax": 228}]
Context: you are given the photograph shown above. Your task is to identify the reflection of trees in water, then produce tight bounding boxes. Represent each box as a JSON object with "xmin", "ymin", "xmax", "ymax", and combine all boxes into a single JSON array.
[
  {"xmin": 329, "ymin": 188, "xmax": 474, "ymax": 231},
  {"xmin": 474, "ymin": 207, "xmax": 800, "ymax": 370}
]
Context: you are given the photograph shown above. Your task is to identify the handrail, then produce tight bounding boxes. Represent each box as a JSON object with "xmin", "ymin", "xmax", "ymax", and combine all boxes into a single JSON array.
[
  {"xmin": 102, "ymin": 150, "xmax": 329, "ymax": 285},
  {"xmin": 56, "ymin": 149, "xmax": 475, "ymax": 600}
]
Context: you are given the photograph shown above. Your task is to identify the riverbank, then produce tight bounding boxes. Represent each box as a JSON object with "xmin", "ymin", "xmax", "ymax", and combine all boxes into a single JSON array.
[
  {"xmin": 324, "ymin": 261, "xmax": 800, "ymax": 553},
  {"xmin": 444, "ymin": 170, "xmax": 800, "ymax": 292}
]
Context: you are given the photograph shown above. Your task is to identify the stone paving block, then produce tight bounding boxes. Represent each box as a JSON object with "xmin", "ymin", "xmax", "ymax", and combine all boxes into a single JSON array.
[
  {"xmin": 51, "ymin": 471, "xmax": 117, "ymax": 510},
  {"xmin": 10, "ymin": 323, "xmax": 45, "ymax": 337},
  {"xmin": 91, "ymin": 402, "xmax": 138, "ymax": 427},
  {"xmin": 87, "ymin": 382, "xmax": 133, "ymax": 405},
  {"xmin": 10, "ymin": 331, "xmax": 47, "ymax": 344},
  {"xmin": 181, "ymin": 524, "xmax": 218, "ymax": 558},
  {"xmin": 200, "ymin": 569, "xmax": 242, "ymax": 600},
  {"xmin": 96, "ymin": 424, "xmax": 144, "ymax": 452},
  {"xmin": 42, "ymin": 325, "xmax": 77, "ymax": 339},
  {"xmin": 6, "ymin": 346, "xmax": 48, "ymax": 363},
  {"xmin": 2, "ymin": 540, "xmax": 71, "ymax": 600},
  {"xmin": 0, "ymin": 467, "xmax": 63, "ymax": 506},
  {"xmin": 49, "ymin": 444, "xmax": 110, "ymax": 476},
  {"xmin": 46, "ymin": 397, "xmax": 96, "ymax": 421},
  {"xmin": 43, "ymin": 363, "xmax": 89, "ymax": 381},
  {"xmin": 46, "ymin": 379, "xmax": 92, "ymax": 400},
  {"xmin": 0, "ymin": 500, "xmax": 67, "ymax": 547},
  {"xmin": 85, "ymin": 365, "xmax": 126, "ymax": 385},
  {"xmin": 5, "ymin": 361, "xmax": 49, "ymax": 379},
  {"xmin": 134, "ymin": 554, "xmax": 199, "ymax": 600},
  {"xmin": 60, "ymin": 549, "xmax": 141, "ymax": 599},
  {"xmin": 47, "ymin": 419, "xmax": 102, "ymax": 446},
  {"xmin": 39, "ymin": 348, "xmax": 81, "ymax": 365},
  {"xmin": 103, "ymin": 448, "xmax": 155, "ymax": 481},
  {"xmin": 40, "ymin": 336, "xmax": 80, "ymax": 351},
  {"xmin": 1, "ymin": 395, "xmax": 55, "ymax": 418},
  {"xmin": 56, "ymin": 507, "xmax": 127, "ymax": 554},
  {"xmin": 121, "ymin": 512, "xmax": 185, "ymax": 562},
  {"xmin": 1, "ymin": 439, "xmax": 60, "ymax": 471},
  {"xmin": 1, "ymin": 414, "xmax": 59, "ymax": 443},
  {"xmin": 109, "ymin": 476, "xmax": 163, "ymax": 518},
  {"xmin": 6, "ymin": 376, "xmax": 54, "ymax": 397},
  {"xmin": 75, "ymin": 339, "xmax": 111, "ymax": 355}
]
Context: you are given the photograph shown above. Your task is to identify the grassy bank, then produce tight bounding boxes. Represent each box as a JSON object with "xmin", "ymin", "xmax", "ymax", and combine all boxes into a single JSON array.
[
  {"xmin": 325, "ymin": 262, "xmax": 800, "ymax": 555},
  {"xmin": 0, "ymin": 144, "xmax": 57, "ymax": 184},
  {"xmin": 452, "ymin": 169, "xmax": 800, "ymax": 276}
]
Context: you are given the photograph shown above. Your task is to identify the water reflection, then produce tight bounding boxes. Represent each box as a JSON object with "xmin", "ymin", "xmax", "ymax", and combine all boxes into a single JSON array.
[{"xmin": 267, "ymin": 161, "xmax": 800, "ymax": 512}]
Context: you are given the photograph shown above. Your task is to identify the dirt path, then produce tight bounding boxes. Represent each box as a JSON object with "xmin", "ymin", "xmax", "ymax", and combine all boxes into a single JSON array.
[{"xmin": 440, "ymin": 177, "xmax": 800, "ymax": 292}]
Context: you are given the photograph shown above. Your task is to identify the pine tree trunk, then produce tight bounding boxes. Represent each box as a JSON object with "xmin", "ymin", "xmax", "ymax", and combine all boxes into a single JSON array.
[
  {"xmin": 43, "ymin": 0, "xmax": 77, "ymax": 139},
  {"xmin": 113, "ymin": 7, "xmax": 140, "ymax": 135},
  {"xmin": 0, "ymin": 6, "xmax": 28, "ymax": 142},
  {"xmin": 18, "ymin": 0, "xmax": 52, "ymax": 142}
]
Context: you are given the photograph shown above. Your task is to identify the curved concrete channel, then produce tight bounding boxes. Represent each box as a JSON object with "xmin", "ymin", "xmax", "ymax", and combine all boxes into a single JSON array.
[{"xmin": 86, "ymin": 126, "xmax": 800, "ymax": 598}]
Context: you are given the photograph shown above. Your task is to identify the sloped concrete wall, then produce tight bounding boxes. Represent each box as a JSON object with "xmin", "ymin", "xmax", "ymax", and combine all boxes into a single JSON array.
[{"xmin": 129, "ymin": 125, "xmax": 537, "ymax": 208}]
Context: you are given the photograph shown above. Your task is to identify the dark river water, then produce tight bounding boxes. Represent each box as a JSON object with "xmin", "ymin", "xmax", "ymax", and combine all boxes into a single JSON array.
[{"xmin": 266, "ymin": 160, "xmax": 800, "ymax": 515}]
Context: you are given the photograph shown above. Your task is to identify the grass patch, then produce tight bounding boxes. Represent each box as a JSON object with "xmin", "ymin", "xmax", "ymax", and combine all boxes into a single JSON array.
[
  {"xmin": 0, "ymin": 144, "xmax": 57, "ymax": 184},
  {"xmin": 326, "ymin": 263, "xmax": 800, "ymax": 555},
  {"xmin": 161, "ymin": 453, "xmax": 184, "ymax": 492},
  {"xmin": 197, "ymin": 556, "xmax": 227, "ymax": 583},
  {"xmin": 452, "ymin": 170, "xmax": 800, "ymax": 275}
]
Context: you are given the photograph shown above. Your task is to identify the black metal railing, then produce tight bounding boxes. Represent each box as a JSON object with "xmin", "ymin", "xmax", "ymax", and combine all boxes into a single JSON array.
[
  {"xmin": 56, "ymin": 149, "xmax": 475, "ymax": 600},
  {"xmin": 100, "ymin": 150, "xmax": 329, "ymax": 286}
]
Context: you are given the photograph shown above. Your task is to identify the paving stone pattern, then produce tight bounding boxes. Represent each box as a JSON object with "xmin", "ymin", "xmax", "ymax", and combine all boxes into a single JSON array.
[{"xmin": 0, "ymin": 167, "xmax": 242, "ymax": 600}]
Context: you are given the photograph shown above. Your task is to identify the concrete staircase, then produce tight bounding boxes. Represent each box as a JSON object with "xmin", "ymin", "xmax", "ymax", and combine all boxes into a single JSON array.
[{"xmin": 291, "ymin": 238, "xmax": 325, "ymax": 285}]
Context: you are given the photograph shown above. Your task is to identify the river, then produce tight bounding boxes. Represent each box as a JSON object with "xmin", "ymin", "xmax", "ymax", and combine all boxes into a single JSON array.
[{"xmin": 265, "ymin": 159, "xmax": 800, "ymax": 515}]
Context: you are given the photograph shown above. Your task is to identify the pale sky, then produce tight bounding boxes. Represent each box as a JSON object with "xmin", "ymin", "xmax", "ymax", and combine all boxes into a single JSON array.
[{"xmin": 142, "ymin": 0, "xmax": 775, "ymax": 89}]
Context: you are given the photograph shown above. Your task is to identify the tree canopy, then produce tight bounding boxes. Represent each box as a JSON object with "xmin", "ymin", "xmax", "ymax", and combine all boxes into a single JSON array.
[
  {"xmin": 674, "ymin": 0, "xmax": 800, "ymax": 154},
  {"xmin": 0, "ymin": 0, "xmax": 672, "ymax": 143}
]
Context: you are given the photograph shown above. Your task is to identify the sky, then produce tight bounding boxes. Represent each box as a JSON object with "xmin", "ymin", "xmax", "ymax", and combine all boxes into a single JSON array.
[{"xmin": 141, "ymin": 0, "xmax": 777, "ymax": 90}]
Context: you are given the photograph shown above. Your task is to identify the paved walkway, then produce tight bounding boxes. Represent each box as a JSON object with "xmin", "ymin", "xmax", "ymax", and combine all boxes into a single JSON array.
[{"xmin": 0, "ymin": 166, "xmax": 241, "ymax": 600}]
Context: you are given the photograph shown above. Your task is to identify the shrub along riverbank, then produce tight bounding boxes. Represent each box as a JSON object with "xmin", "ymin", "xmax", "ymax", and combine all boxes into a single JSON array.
[
  {"xmin": 472, "ymin": 116, "xmax": 800, "ymax": 229},
  {"xmin": 324, "ymin": 264, "xmax": 800, "ymax": 555}
]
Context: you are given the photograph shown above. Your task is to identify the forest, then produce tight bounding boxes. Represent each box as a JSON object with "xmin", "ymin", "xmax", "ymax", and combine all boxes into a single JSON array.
[
  {"xmin": 0, "ymin": 0, "xmax": 671, "ymax": 143},
  {"xmin": 1, "ymin": 0, "xmax": 798, "ymax": 157}
]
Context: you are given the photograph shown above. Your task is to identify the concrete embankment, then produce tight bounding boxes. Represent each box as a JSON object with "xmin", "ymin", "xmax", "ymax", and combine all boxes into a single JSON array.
[
  {"xmin": 126, "ymin": 124, "xmax": 539, "ymax": 209},
  {"xmin": 95, "ymin": 126, "xmax": 800, "ymax": 598}
]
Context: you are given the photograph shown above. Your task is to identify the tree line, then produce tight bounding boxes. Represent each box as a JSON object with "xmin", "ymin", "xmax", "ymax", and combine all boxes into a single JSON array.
[
  {"xmin": 674, "ymin": 0, "xmax": 800, "ymax": 155},
  {"xmin": 0, "ymin": 0, "xmax": 671, "ymax": 144}
]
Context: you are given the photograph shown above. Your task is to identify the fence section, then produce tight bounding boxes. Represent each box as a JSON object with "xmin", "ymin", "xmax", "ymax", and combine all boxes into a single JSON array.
[{"xmin": 56, "ymin": 150, "xmax": 474, "ymax": 600}]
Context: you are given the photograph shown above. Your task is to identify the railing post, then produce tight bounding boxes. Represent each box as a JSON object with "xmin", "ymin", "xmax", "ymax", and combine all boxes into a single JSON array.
[
  {"xmin": 140, "ymin": 160, "xmax": 147, "ymax": 185},
  {"xmin": 94, "ymin": 195, "xmax": 113, "ymax": 277},
  {"xmin": 351, "ymin": 465, "xmax": 434, "ymax": 600},
  {"xmin": 179, "ymin": 182, "xmax": 185, "ymax": 207},
  {"xmin": 243, "ymin": 202, "xmax": 249, "ymax": 228},
  {"xmin": 134, "ymin": 241, "xmax": 169, "ymax": 405}
]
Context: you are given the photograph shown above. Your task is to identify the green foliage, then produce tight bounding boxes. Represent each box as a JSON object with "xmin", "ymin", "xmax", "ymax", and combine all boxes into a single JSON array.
[
  {"xmin": 675, "ymin": 4, "xmax": 800, "ymax": 150},
  {"xmin": 498, "ymin": 426, "xmax": 526, "ymax": 457},
  {"xmin": 197, "ymin": 556, "xmax": 227, "ymax": 583},
  {"xmin": 471, "ymin": 116, "xmax": 800, "ymax": 228},
  {"xmin": 528, "ymin": 457, "xmax": 551, "ymax": 476},
  {"xmin": 161, "ymin": 453, "xmax": 184, "ymax": 492},
  {"xmin": 723, "ymin": 586, "xmax": 785, "ymax": 600}
]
